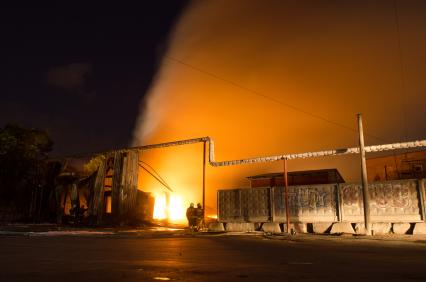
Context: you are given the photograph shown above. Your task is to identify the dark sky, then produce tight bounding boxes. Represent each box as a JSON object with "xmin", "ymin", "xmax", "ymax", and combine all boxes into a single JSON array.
[{"xmin": 0, "ymin": 2, "xmax": 187, "ymax": 156}]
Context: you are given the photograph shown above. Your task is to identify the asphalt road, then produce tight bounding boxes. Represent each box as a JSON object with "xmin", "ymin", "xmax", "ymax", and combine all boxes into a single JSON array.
[{"xmin": 1, "ymin": 232, "xmax": 426, "ymax": 281}]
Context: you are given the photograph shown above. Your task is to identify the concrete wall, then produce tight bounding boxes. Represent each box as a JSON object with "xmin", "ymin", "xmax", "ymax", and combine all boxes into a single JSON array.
[
  {"xmin": 272, "ymin": 184, "xmax": 338, "ymax": 222},
  {"xmin": 218, "ymin": 179, "xmax": 426, "ymax": 224},
  {"xmin": 340, "ymin": 180, "xmax": 422, "ymax": 222},
  {"xmin": 218, "ymin": 187, "xmax": 271, "ymax": 223}
]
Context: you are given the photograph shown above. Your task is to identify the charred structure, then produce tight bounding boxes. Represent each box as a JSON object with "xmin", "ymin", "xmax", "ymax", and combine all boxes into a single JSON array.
[{"xmin": 23, "ymin": 151, "xmax": 154, "ymax": 226}]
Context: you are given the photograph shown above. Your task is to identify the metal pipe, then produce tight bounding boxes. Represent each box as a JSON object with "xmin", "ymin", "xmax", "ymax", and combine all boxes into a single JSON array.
[
  {"xmin": 202, "ymin": 141, "xmax": 206, "ymax": 220},
  {"xmin": 207, "ymin": 140, "xmax": 426, "ymax": 167},
  {"xmin": 66, "ymin": 135, "xmax": 425, "ymax": 168},
  {"xmin": 127, "ymin": 138, "xmax": 426, "ymax": 167}
]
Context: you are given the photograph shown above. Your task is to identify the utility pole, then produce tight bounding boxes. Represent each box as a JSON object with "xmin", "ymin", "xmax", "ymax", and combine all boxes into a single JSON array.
[
  {"xmin": 283, "ymin": 158, "xmax": 290, "ymax": 233},
  {"xmin": 357, "ymin": 114, "xmax": 371, "ymax": 235},
  {"xmin": 202, "ymin": 141, "xmax": 206, "ymax": 220}
]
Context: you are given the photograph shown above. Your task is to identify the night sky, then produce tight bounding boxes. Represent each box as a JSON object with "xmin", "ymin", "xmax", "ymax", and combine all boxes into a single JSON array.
[{"xmin": 0, "ymin": 3, "xmax": 187, "ymax": 156}]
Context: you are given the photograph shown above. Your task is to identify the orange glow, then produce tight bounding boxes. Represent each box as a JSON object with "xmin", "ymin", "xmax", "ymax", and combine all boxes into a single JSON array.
[
  {"xmin": 105, "ymin": 195, "xmax": 112, "ymax": 214},
  {"xmin": 169, "ymin": 195, "xmax": 185, "ymax": 222},
  {"xmin": 153, "ymin": 193, "xmax": 186, "ymax": 223},
  {"xmin": 153, "ymin": 194, "xmax": 167, "ymax": 220},
  {"xmin": 134, "ymin": 1, "xmax": 426, "ymax": 218}
]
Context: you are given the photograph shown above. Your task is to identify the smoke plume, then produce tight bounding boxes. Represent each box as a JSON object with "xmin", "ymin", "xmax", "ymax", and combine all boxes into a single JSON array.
[{"xmin": 133, "ymin": 0, "xmax": 426, "ymax": 213}]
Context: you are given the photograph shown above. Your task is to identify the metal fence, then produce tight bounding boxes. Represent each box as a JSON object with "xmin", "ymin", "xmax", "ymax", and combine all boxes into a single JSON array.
[{"xmin": 217, "ymin": 178, "xmax": 426, "ymax": 223}]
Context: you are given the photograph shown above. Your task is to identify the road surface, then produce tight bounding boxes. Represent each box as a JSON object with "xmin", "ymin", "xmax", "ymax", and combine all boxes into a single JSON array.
[{"xmin": 1, "ymin": 231, "xmax": 426, "ymax": 281}]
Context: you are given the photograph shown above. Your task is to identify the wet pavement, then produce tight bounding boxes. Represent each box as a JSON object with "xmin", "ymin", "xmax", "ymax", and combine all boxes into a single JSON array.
[{"xmin": 1, "ymin": 227, "xmax": 426, "ymax": 281}]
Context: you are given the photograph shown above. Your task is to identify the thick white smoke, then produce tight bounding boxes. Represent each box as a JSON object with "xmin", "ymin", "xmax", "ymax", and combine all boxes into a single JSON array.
[{"xmin": 132, "ymin": 0, "xmax": 426, "ymax": 213}]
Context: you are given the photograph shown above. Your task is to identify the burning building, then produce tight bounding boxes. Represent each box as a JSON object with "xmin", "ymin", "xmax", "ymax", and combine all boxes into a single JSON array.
[
  {"xmin": 27, "ymin": 151, "xmax": 155, "ymax": 226},
  {"xmin": 86, "ymin": 150, "xmax": 156, "ymax": 225}
]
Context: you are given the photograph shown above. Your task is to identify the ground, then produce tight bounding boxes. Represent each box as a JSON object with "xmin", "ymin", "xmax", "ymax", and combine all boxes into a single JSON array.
[{"xmin": 1, "ymin": 227, "xmax": 426, "ymax": 281}]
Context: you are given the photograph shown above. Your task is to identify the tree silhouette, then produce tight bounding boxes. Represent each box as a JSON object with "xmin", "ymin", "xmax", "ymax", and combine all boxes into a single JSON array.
[{"xmin": 0, "ymin": 124, "xmax": 53, "ymax": 212}]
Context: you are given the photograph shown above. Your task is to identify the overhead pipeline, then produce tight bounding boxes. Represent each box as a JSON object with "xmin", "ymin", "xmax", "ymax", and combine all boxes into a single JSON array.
[{"xmin": 128, "ymin": 137, "xmax": 426, "ymax": 167}]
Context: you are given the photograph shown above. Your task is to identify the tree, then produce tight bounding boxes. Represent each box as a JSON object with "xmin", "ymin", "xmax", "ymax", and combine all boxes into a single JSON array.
[{"xmin": 0, "ymin": 124, "xmax": 53, "ymax": 209}]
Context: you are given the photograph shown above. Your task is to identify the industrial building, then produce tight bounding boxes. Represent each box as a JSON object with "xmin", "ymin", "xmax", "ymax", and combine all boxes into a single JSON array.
[{"xmin": 367, "ymin": 150, "xmax": 426, "ymax": 181}]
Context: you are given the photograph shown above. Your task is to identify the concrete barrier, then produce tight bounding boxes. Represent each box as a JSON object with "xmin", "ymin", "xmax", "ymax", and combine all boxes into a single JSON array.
[
  {"xmin": 219, "ymin": 179, "xmax": 426, "ymax": 228},
  {"xmin": 282, "ymin": 223, "xmax": 308, "ymax": 233},
  {"xmin": 392, "ymin": 223, "xmax": 411, "ymax": 235},
  {"xmin": 413, "ymin": 223, "xmax": 426, "ymax": 235},
  {"xmin": 312, "ymin": 222, "xmax": 333, "ymax": 234},
  {"xmin": 330, "ymin": 222, "xmax": 355, "ymax": 234},
  {"xmin": 225, "ymin": 222, "xmax": 255, "ymax": 232},
  {"xmin": 353, "ymin": 223, "xmax": 366, "ymax": 235},
  {"xmin": 208, "ymin": 222, "xmax": 225, "ymax": 232},
  {"xmin": 261, "ymin": 223, "xmax": 281, "ymax": 233},
  {"xmin": 372, "ymin": 223, "xmax": 392, "ymax": 235}
]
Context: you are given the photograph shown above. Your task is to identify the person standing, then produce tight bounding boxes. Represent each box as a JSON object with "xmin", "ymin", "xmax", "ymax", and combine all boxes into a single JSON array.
[
  {"xmin": 195, "ymin": 203, "xmax": 204, "ymax": 230},
  {"xmin": 186, "ymin": 203, "xmax": 195, "ymax": 229}
]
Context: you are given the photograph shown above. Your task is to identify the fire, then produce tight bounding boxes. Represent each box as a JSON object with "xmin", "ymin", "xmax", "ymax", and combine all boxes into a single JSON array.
[
  {"xmin": 153, "ymin": 193, "xmax": 186, "ymax": 223},
  {"xmin": 169, "ymin": 195, "xmax": 185, "ymax": 221},
  {"xmin": 153, "ymin": 194, "xmax": 167, "ymax": 219}
]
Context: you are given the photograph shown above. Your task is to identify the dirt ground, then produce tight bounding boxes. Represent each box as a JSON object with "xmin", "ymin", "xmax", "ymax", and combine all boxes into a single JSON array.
[{"xmin": 1, "ymin": 226, "xmax": 426, "ymax": 281}]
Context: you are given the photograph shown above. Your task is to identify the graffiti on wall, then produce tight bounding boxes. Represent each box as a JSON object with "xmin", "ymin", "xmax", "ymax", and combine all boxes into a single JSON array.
[
  {"xmin": 289, "ymin": 186, "xmax": 333, "ymax": 209},
  {"xmin": 372, "ymin": 183, "xmax": 411, "ymax": 208},
  {"xmin": 218, "ymin": 179, "xmax": 424, "ymax": 223},
  {"xmin": 273, "ymin": 184, "xmax": 337, "ymax": 221},
  {"xmin": 341, "ymin": 180, "xmax": 421, "ymax": 220}
]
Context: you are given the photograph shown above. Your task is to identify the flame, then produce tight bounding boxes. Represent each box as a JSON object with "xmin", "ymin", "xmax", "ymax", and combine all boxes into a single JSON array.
[
  {"xmin": 153, "ymin": 193, "xmax": 186, "ymax": 223},
  {"xmin": 169, "ymin": 195, "xmax": 185, "ymax": 222},
  {"xmin": 153, "ymin": 194, "xmax": 167, "ymax": 220}
]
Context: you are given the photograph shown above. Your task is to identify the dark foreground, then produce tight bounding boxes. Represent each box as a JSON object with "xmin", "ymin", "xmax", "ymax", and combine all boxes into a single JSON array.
[{"xmin": 1, "ymin": 231, "xmax": 426, "ymax": 281}]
